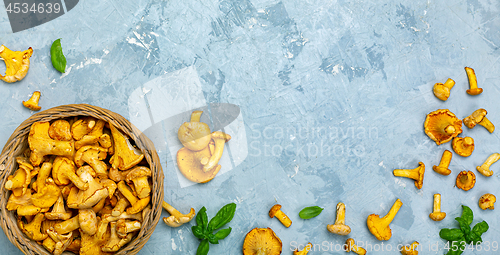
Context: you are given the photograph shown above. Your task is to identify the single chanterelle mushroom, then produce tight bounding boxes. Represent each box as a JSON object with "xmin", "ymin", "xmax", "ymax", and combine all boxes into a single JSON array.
[
  {"xmin": 456, "ymin": 170, "xmax": 475, "ymax": 191},
  {"xmin": 112, "ymin": 193, "xmax": 130, "ymax": 217},
  {"xmin": 52, "ymin": 156, "xmax": 89, "ymax": 191},
  {"xmin": 452, "ymin": 137, "xmax": 474, "ymax": 157},
  {"xmin": 54, "ymin": 215, "xmax": 80, "ymax": 234},
  {"xmin": 293, "ymin": 242, "xmax": 312, "ymax": 255},
  {"xmin": 465, "ymin": 67, "xmax": 483, "ymax": 95},
  {"xmin": 117, "ymin": 181, "xmax": 150, "ymax": 215},
  {"xmin": 367, "ymin": 198, "xmax": 403, "ymax": 241},
  {"xmin": 463, "ymin": 108, "xmax": 495, "ymax": 133},
  {"xmin": 28, "ymin": 122, "xmax": 74, "ymax": 166},
  {"xmin": 269, "ymin": 204, "xmax": 292, "ymax": 228},
  {"xmin": 4, "ymin": 161, "xmax": 31, "ymax": 196},
  {"xmin": 476, "ymin": 153, "xmax": 500, "ymax": 177},
  {"xmin": 345, "ymin": 238, "xmax": 366, "ymax": 255},
  {"xmin": 429, "ymin": 194, "xmax": 446, "ymax": 221},
  {"xmin": 0, "ymin": 45, "xmax": 33, "ymax": 83},
  {"xmin": 48, "ymin": 120, "xmax": 73, "ymax": 141},
  {"xmin": 109, "ymin": 123, "xmax": 144, "ymax": 170},
  {"xmin": 424, "ymin": 109, "xmax": 463, "ymax": 145},
  {"xmin": 177, "ymin": 146, "xmax": 222, "ymax": 183},
  {"xmin": 401, "ymin": 241, "xmax": 419, "ymax": 255},
  {"xmin": 126, "ymin": 166, "xmax": 152, "ymax": 199},
  {"xmin": 71, "ymin": 117, "xmax": 96, "ymax": 141},
  {"xmin": 75, "ymin": 119, "xmax": 106, "ymax": 150},
  {"xmin": 19, "ymin": 213, "xmax": 47, "ymax": 241},
  {"xmin": 79, "ymin": 208, "xmax": 98, "ymax": 235},
  {"xmin": 433, "ymin": 78, "xmax": 455, "ymax": 101},
  {"xmin": 31, "ymin": 178, "xmax": 61, "ymax": 209},
  {"xmin": 47, "ymin": 227, "xmax": 74, "ymax": 255},
  {"xmin": 45, "ymin": 194, "xmax": 72, "ymax": 220},
  {"xmin": 74, "ymin": 145, "xmax": 108, "ymax": 178},
  {"xmin": 178, "ymin": 111, "xmax": 212, "ymax": 151},
  {"xmin": 327, "ymin": 202, "xmax": 351, "ymax": 235},
  {"xmin": 116, "ymin": 219, "xmax": 141, "ymax": 238},
  {"xmin": 102, "ymin": 221, "xmax": 134, "ymax": 252},
  {"xmin": 22, "ymin": 91, "xmax": 42, "ymax": 111},
  {"xmin": 242, "ymin": 227, "xmax": 282, "ymax": 255},
  {"xmin": 203, "ymin": 131, "xmax": 231, "ymax": 172},
  {"xmin": 6, "ymin": 189, "xmax": 32, "ymax": 212},
  {"xmin": 433, "ymin": 150, "xmax": 452, "ymax": 176},
  {"xmin": 162, "ymin": 201, "xmax": 195, "ymax": 227},
  {"xmin": 393, "ymin": 162, "xmax": 425, "ymax": 189},
  {"xmin": 479, "ymin": 194, "xmax": 496, "ymax": 210},
  {"xmin": 67, "ymin": 166, "xmax": 109, "ymax": 209}
]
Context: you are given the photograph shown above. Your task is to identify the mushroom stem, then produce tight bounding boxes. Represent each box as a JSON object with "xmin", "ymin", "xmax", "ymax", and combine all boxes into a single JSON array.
[
  {"xmin": 335, "ymin": 202, "xmax": 346, "ymax": 225},
  {"xmin": 382, "ymin": 199, "xmax": 402, "ymax": 225},
  {"xmin": 203, "ymin": 131, "xmax": 231, "ymax": 172},
  {"xmin": 477, "ymin": 153, "xmax": 500, "ymax": 177},
  {"xmin": 478, "ymin": 117, "xmax": 495, "ymax": 133},
  {"xmin": 433, "ymin": 194, "xmax": 442, "ymax": 213},
  {"xmin": 444, "ymin": 125, "xmax": 456, "ymax": 135},
  {"xmin": 190, "ymin": 111, "xmax": 203, "ymax": 122},
  {"xmin": 393, "ymin": 162, "xmax": 425, "ymax": 189},
  {"xmin": 433, "ymin": 150, "xmax": 452, "ymax": 175},
  {"xmin": 54, "ymin": 215, "xmax": 80, "ymax": 234}
]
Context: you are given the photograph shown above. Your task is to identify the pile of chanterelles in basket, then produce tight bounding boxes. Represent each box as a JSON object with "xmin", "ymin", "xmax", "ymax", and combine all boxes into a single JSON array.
[{"xmin": 5, "ymin": 117, "xmax": 152, "ymax": 255}]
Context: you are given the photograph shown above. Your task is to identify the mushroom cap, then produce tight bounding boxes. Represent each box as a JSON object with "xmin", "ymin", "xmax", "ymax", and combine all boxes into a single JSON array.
[
  {"xmin": 433, "ymin": 83, "xmax": 450, "ymax": 101},
  {"xmin": 109, "ymin": 123, "xmax": 144, "ymax": 170},
  {"xmin": 268, "ymin": 204, "xmax": 282, "ymax": 218},
  {"xmin": 242, "ymin": 228, "xmax": 282, "ymax": 255},
  {"xmin": 467, "ymin": 88, "xmax": 483, "ymax": 95},
  {"xmin": 212, "ymin": 131, "xmax": 232, "ymax": 142},
  {"xmin": 178, "ymin": 121, "xmax": 212, "ymax": 151},
  {"xmin": 401, "ymin": 241, "xmax": 419, "ymax": 255},
  {"xmin": 464, "ymin": 109, "xmax": 487, "ymax": 129},
  {"xmin": 52, "ymin": 156, "xmax": 77, "ymax": 186},
  {"xmin": 0, "ymin": 45, "xmax": 33, "ymax": 83},
  {"xmin": 367, "ymin": 214, "xmax": 392, "ymax": 241},
  {"xmin": 424, "ymin": 109, "xmax": 463, "ymax": 145},
  {"xmin": 125, "ymin": 166, "xmax": 152, "ymax": 181},
  {"xmin": 326, "ymin": 223, "xmax": 351, "ymax": 235},
  {"xmin": 429, "ymin": 212, "xmax": 446, "ymax": 221},
  {"xmin": 48, "ymin": 120, "xmax": 72, "ymax": 141},
  {"xmin": 478, "ymin": 193, "xmax": 496, "ymax": 210},
  {"xmin": 456, "ymin": 171, "xmax": 476, "ymax": 191},
  {"xmin": 71, "ymin": 117, "xmax": 96, "ymax": 141},
  {"xmin": 452, "ymin": 137, "xmax": 474, "ymax": 157},
  {"xmin": 414, "ymin": 162, "xmax": 425, "ymax": 189},
  {"xmin": 176, "ymin": 147, "xmax": 221, "ymax": 183}
]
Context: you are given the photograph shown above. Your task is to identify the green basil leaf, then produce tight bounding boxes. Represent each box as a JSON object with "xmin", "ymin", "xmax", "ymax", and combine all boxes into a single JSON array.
[
  {"xmin": 214, "ymin": 227, "xmax": 232, "ymax": 240},
  {"xmin": 196, "ymin": 207, "xmax": 208, "ymax": 234},
  {"xmin": 191, "ymin": 225, "xmax": 205, "ymax": 240},
  {"xmin": 207, "ymin": 233, "xmax": 218, "ymax": 244},
  {"xmin": 455, "ymin": 217, "xmax": 471, "ymax": 239},
  {"xmin": 196, "ymin": 239, "xmax": 210, "ymax": 255},
  {"xmin": 50, "ymin": 38, "xmax": 66, "ymax": 73},
  {"xmin": 468, "ymin": 232, "xmax": 482, "ymax": 245},
  {"xmin": 460, "ymin": 205, "xmax": 473, "ymax": 226},
  {"xmin": 208, "ymin": 203, "xmax": 236, "ymax": 231},
  {"xmin": 299, "ymin": 206, "xmax": 324, "ymax": 219},
  {"xmin": 440, "ymin": 228, "xmax": 464, "ymax": 241},
  {"xmin": 445, "ymin": 239, "xmax": 466, "ymax": 255},
  {"xmin": 472, "ymin": 221, "xmax": 489, "ymax": 236}
]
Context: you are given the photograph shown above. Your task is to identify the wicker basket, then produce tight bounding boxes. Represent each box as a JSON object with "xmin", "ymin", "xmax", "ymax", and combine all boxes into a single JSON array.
[{"xmin": 0, "ymin": 104, "xmax": 164, "ymax": 255}]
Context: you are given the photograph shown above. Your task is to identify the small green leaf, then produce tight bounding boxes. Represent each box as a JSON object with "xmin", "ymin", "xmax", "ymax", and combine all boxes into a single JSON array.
[
  {"xmin": 196, "ymin": 240, "xmax": 210, "ymax": 255},
  {"xmin": 207, "ymin": 203, "xmax": 236, "ymax": 231},
  {"xmin": 196, "ymin": 207, "xmax": 208, "ymax": 234},
  {"xmin": 191, "ymin": 225, "xmax": 205, "ymax": 240},
  {"xmin": 472, "ymin": 221, "xmax": 489, "ymax": 236},
  {"xmin": 50, "ymin": 38, "xmax": 66, "ymax": 73},
  {"xmin": 299, "ymin": 206, "xmax": 324, "ymax": 219},
  {"xmin": 214, "ymin": 227, "xmax": 232, "ymax": 240},
  {"xmin": 454, "ymin": 217, "xmax": 471, "ymax": 239},
  {"xmin": 439, "ymin": 228, "xmax": 464, "ymax": 241},
  {"xmin": 207, "ymin": 233, "xmax": 218, "ymax": 244},
  {"xmin": 460, "ymin": 205, "xmax": 473, "ymax": 226}
]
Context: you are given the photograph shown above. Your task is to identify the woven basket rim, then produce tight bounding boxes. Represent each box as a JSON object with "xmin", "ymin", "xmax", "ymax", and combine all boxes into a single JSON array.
[{"xmin": 0, "ymin": 104, "xmax": 164, "ymax": 255}]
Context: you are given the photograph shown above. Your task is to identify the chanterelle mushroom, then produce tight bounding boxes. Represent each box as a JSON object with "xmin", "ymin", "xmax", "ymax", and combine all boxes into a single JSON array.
[
  {"xmin": 456, "ymin": 170, "xmax": 475, "ymax": 191},
  {"xmin": 162, "ymin": 201, "xmax": 195, "ymax": 227},
  {"xmin": 125, "ymin": 166, "xmax": 152, "ymax": 199},
  {"xmin": 401, "ymin": 241, "xmax": 419, "ymax": 255},
  {"xmin": 67, "ymin": 166, "xmax": 109, "ymax": 209},
  {"xmin": 433, "ymin": 150, "xmax": 452, "ymax": 176},
  {"xmin": 178, "ymin": 110, "xmax": 212, "ymax": 151},
  {"xmin": 52, "ymin": 156, "xmax": 89, "ymax": 190},
  {"xmin": 424, "ymin": 109, "xmax": 463, "ymax": 145},
  {"xmin": 0, "ymin": 45, "xmax": 33, "ymax": 83},
  {"xmin": 74, "ymin": 145, "xmax": 108, "ymax": 178},
  {"xmin": 4, "ymin": 161, "xmax": 31, "ymax": 196},
  {"xmin": 177, "ymin": 146, "xmax": 221, "ymax": 183},
  {"xmin": 31, "ymin": 178, "xmax": 61, "ymax": 209},
  {"xmin": 203, "ymin": 131, "xmax": 231, "ymax": 172},
  {"xmin": 242, "ymin": 227, "xmax": 282, "ymax": 255},
  {"xmin": 46, "ymin": 227, "xmax": 74, "ymax": 255},
  {"xmin": 479, "ymin": 194, "xmax": 496, "ymax": 210},
  {"xmin": 463, "ymin": 109, "xmax": 495, "ymax": 133},
  {"xmin": 19, "ymin": 213, "xmax": 47, "ymax": 241},
  {"xmin": 452, "ymin": 137, "xmax": 474, "ymax": 157},
  {"xmin": 429, "ymin": 194, "xmax": 446, "ymax": 221},
  {"xmin": 102, "ymin": 222, "xmax": 133, "ymax": 252},
  {"xmin": 75, "ymin": 119, "xmax": 106, "ymax": 150},
  {"xmin": 465, "ymin": 67, "xmax": 483, "ymax": 95},
  {"xmin": 367, "ymin": 198, "xmax": 403, "ymax": 241},
  {"xmin": 49, "ymin": 119, "xmax": 73, "ymax": 141},
  {"xmin": 393, "ymin": 162, "xmax": 425, "ymax": 189},
  {"xmin": 45, "ymin": 194, "xmax": 72, "ymax": 220},
  {"xmin": 293, "ymin": 242, "xmax": 312, "ymax": 255},
  {"xmin": 433, "ymin": 78, "xmax": 455, "ymax": 101},
  {"xmin": 117, "ymin": 181, "xmax": 149, "ymax": 214},
  {"xmin": 28, "ymin": 122, "xmax": 74, "ymax": 166},
  {"xmin": 476, "ymin": 153, "xmax": 500, "ymax": 177},
  {"xmin": 327, "ymin": 202, "xmax": 351, "ymax": 235},
  {"xmin": 71, "ymin": 117, "xmax": 96, "ymax": 141},
  {"xmin": 22, "ymin": 91, "xmax": 42, "ymax": 111},
  {"xmin": 109, "ymin": 123, "xmax": 144, "ymax": 170}
]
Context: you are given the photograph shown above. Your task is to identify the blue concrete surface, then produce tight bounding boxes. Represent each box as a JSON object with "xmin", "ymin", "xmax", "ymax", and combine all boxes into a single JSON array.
[{"xmin": 1, "ymin": 0, "xmax": 500, "ymax": 254}]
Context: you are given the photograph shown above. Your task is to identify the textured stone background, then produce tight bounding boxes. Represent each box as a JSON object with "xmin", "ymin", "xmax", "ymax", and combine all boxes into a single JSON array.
[{"xmin": 1, "ymin": 0, "xmax": 499, "ymax": 254}]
